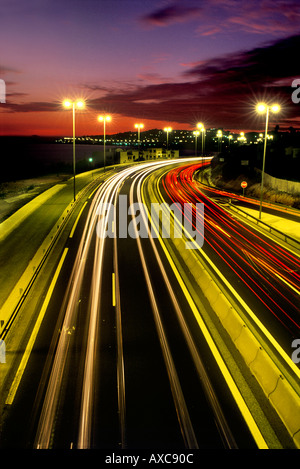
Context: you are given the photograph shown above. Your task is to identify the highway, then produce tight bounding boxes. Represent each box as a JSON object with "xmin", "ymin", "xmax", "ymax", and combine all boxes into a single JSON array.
[
  {"xmin": 0, "ymin": 159, "xmax": 299, "ymax": 450},
  {"xmin": 159, "ymin": 163, "xmax": 300, "ymax": 353}
]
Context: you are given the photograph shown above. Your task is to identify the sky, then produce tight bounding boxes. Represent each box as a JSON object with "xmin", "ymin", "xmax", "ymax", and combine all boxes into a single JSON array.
[{"xmin": 1, "ymin": 0, "xmax": 300, "ymax": 136}]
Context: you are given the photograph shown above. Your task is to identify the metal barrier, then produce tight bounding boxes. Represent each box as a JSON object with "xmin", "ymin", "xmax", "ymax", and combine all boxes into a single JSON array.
[{"xmin": 228, "ymin": 201, "xmax": 300, "ymax": 251}]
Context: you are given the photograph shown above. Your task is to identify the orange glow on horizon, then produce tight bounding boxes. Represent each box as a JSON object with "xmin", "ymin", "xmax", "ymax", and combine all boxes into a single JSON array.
[{"xmin": 0, "ymin": 111, "xmax": 194, "ymax": 137}]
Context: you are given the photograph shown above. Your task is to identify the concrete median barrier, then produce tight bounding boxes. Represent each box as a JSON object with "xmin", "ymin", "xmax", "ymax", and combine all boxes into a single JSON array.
[{"xmin": 170, "ymin": 233, "xmax": 300, "ymax": 448}]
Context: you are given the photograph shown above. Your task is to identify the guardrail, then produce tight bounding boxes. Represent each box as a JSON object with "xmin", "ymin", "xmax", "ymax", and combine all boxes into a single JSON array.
[{"xmin": 228, "ymin": 201, "xmax": 300, "ymax": 251}]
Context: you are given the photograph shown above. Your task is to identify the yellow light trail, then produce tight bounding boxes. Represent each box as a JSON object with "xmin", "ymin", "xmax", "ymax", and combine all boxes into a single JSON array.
[
  {"xmin": 69, "ymin": 201, "xmax": 88, "ymax": 238},
  {"xmin": 139, "ymin": 171, "xmax": 269, "ymax": 449},
  {"xmin": 6, "ymin": 248, "xmax": 69, "ymax": 405},
  {"xmin": 112, "ymin": 272, "xmax": 116, "ymax": 306}
]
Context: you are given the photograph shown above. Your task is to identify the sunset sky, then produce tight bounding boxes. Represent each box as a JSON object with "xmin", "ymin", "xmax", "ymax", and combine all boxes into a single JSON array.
[{"xmin": 1, "ymin": 0, "xmax": 300, "ymax": 136}]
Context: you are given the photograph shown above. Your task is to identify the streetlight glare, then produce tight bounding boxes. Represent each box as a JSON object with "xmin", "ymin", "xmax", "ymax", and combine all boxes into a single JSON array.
[
  {"xmin": 164, "ymin": 127, "xmax": 172, "ymax": 132},
  {"xmin": 271, "ymin": 104, "xmax": 280, "ymax": 113},
  {"xmin": 197, "ymin": 122, "xmax": 204, "ymax": 130},
  {"xmin": 256, "ymin": 103, "xmax": 266, "ymax": 113},
  {"xmin": 76, "ymin": 100, "xmax": 84, "ymax": 109},
  {"xmin": 256, "ymin": 102, "xmax": 280, "ymax": 114},
  {"xmin": 63, "ymin": 99, "xmax": 85, "ymax": 109},
  {"xmin": 98, "ymin": 115, "xmax": 111, "ymax": 122},
  {"xmin": 63, "ymin": 100, "xmax": 72, "ymax": 108},
  {"xmin": 135, "ymin": 123, "xmax": 144, "ymax": 129}
]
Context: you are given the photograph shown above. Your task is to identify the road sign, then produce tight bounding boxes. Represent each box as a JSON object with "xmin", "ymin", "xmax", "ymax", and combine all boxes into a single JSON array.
[{"xmin": 241, "ymin": 181, "xmax": 247, "ymax": 188}]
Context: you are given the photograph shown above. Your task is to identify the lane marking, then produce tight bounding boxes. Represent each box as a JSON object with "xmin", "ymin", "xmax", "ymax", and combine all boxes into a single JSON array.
[
  {"xmin": 140, "ymin": 175, "xmax": 269, "ymax": 449},
  {"xmin": 155, "ymin": 171, "xmax": 300, "ymax": 381},
  {"xmin": 88, "ymin": 185, "xmax": 101, "ymax": 200},
  {"xmin": 112, "ymin": 272, "xmax": 116, "ymax": 307},
  {"xmin": 69, "ymin": 201, "xmax": 88, "ymax": 238},
  {"xmin": 6, "ymin": 247, "xmax": 69, "ymax": 405}
]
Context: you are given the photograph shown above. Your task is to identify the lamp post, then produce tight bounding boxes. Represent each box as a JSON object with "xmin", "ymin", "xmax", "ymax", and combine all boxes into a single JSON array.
[
  {"xmin": 256, "ymin": 102, "xmax": 280, "ymax": 219},
  {"xmin": 193, "ymin": 130, "xmax": 200, "ymax": 157},
  {"xmin": 134, "ymin": 123, "xmax": 144, "ymax": 153},
  {"xmin": 63, "ymin": 99, "xmax": 84, "ymax": 201},
  {"xmin": 197, "ymin": 122, "xmax": 205, "ymax": 156},
  {"xmin": 217, "ymin": 130, "xmax": 222, "ymax": 153},
  {"xmin": 164, "ymin": 127, "xmax": 172, "ymax": 152},
  {"xmin": 197, "ymin": 123, "xmax": 206, "ymax": 180},
  {"xmin": 98, "ymin": 115, "xmax": 111, "ymax": 172}
]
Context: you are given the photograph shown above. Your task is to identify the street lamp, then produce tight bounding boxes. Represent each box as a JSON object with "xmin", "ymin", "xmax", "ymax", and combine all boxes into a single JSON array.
[
  {"xmin": 134, "ymin": 123, "xmax": 144, "ymax": 145},
  {"xmin": 164, "ymin": 127, "xmax": 172, "ymax": 151},
  {"xmin": 63, "ymin": 99, "xmax": 85, "ymax": 201},
  {"xmin": 256, "ymin": 102, "xmax": 280, "ymax": 219},
  {"xmin": 197, "ymin": 122, "xmax": 205, "ymax": 156},
  {"xmin": 98, "ymin": 115, "xmax": 111, "ymax": 172},
  {"xmin": 217, "ymin": 130, "xmax": 222, "ymax": 152},
  {"xmin": 197, "ymin": 123, "xmax": 206, "ymax": 179},
  {"xmin": 193, "ymin": 130, "xmax": 200, "ymax": 157}
]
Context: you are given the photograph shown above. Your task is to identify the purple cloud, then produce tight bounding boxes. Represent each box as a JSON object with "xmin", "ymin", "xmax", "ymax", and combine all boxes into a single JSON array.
[
  {"xmin": 3, "ymin": 34, "xmax": 300, "ymax": 131},
  {"xmin": 93, "ymin": 34, "xmax": 300, "ymax": 129},
  {"xmin": 140, "ymin": 2, "xmax": 202, "ymax": 27}
]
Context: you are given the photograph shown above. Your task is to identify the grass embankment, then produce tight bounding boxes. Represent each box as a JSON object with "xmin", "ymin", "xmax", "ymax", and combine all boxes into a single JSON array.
[{"xmin": 0, "ymin": 174, "xmax": 71, "ymax": 222}]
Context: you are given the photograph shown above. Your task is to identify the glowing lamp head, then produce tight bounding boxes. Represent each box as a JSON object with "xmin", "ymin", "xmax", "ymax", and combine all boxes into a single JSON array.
[
  {"xmin": 164, "ymin": 127, "xmax": 172, "ymax": 132},
  {"xmin": 63, "ymin": 100, "xmax": 72, "ymax": 108},
  {"xmin": 271, "ymin": 104, "xmax": 280, "ymax": 113},
  {"xmin": 256, "ymin": 102, "xmax": 280, "ymax": 114},
  {"xmin": 197, "ymin": 122, "xmax": 204, "ymax": 130},
  {"xmin": 256, "ymin": 103, "xmax": 266, "ymax": 113},
  {"xmin": 76, "ymin": 100, "xmax": 84, "ymax": 109},
  {"xmin": 98, "ymin": 115, "xmax": 111, "ymax": 122},
  {"xmin": 63, "ymin": 99, "xmax": 85, "ymax": 109}
]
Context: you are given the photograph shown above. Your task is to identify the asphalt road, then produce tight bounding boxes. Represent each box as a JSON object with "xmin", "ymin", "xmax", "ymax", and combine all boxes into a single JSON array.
[
  {"xmin": 159, "ymin": 163, "xmax": 300, "ymax": 355},
  {"xmin": 0, "ymin": 159, "xmax": 298, "ymax": 450}
]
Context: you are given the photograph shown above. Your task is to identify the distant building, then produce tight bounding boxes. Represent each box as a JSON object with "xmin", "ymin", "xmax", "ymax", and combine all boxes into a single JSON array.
[
  {"xmin": 285, "ymin": 146, "xmax": 300, "ymax": 158},
  {"xmin": 117, "ymin": 148, "xmax": 179, "ymax": 164}
]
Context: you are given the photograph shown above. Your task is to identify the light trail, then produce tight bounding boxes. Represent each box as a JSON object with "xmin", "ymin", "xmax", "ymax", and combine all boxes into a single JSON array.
[
  {"xmin": 136, "ymin": 168, "xmax": 268, "ymax": 449},
  {"xmin": 6, "ymin": 248, "xmax": 69, "ymax": 406},
  {"xmin": 161, "ymin": 164, "xmax": 300, "ymax": 339},
  {"xmin": 129, "ymin": 169, "xmax": 199, "ymax": 449},
  {"xmin": 33, "ymin": 159, "xmax": 195, "ymax": 449},
  {"xmin": 29, "ymin": 157, "xmax": 299, "ymax": 449}
]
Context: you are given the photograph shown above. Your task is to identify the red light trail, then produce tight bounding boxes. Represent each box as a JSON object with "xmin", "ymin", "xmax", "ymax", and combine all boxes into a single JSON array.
[{"xmin": 162, "ymin": 162, "xmax": 300, "ymax": 339}]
